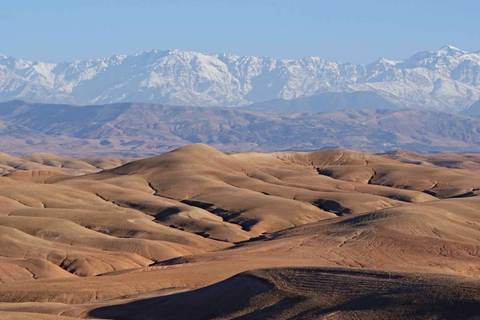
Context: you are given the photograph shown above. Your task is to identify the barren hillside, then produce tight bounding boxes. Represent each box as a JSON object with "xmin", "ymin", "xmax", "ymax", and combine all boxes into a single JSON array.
[{"xmin": 0, "ymin": 145, "xmax": 479, "ymax": 319}]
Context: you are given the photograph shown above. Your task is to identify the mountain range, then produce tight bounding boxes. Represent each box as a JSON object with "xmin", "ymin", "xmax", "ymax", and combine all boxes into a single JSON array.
[
  {"xmin": 1, "ymin": 100, "xmax": 480, "ymax": 157},
  {"xmin": 1, "ymin": 45, "xmax": 480, "ymax": 112}
]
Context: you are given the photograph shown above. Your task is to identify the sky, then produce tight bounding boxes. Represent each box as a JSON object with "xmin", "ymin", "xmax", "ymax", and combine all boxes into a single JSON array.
[{"xmin": 1, "ymin": 0, "xmax": 479, "ymax": 64}]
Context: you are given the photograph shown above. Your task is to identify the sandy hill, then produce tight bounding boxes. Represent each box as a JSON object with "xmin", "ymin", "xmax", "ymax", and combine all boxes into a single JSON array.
[
  {"xmin": 89, "ymin": 267, "xmax": 480, "ymax": 320},
  {"xmin": 0, "ymin": 145, "xmax": 479, "ymax": 319},
  {"xmin": 383, "ymin": 150, "xmax": 480, "ymax": 170},
  {"xmin": 0, "ymin": 152, "xmax": 134, "ymax": 176}
]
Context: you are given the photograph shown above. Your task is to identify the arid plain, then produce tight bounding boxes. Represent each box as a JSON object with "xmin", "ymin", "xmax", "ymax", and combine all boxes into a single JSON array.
[{"xmin": 0, "ymin": 145, "xmax": 480, "ymax": 319}]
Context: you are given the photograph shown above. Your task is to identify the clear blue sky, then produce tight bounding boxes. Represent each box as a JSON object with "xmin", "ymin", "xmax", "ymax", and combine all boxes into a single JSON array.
[{"xmin": 1, "ymin": 0, "xmax": 479, "ymax": 64}]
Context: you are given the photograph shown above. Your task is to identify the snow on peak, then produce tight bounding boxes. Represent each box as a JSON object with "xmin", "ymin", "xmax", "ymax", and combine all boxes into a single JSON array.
[
  {"xmin": 375, "ymin": 58, "xmax": 400, "ymax": 66},
  {"xmin": 0, "ymin": 46, "xmax": 479, "ymax": 112},
  {"xmin": 437, "ymin": 45, "xmax": 467, "ymax": 56}
]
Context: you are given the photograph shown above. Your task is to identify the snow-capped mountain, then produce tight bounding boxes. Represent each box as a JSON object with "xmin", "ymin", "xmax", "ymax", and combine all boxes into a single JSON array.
[{"xmin": 1, "ymin": 45, "xmax": 479, "ymax": 111}]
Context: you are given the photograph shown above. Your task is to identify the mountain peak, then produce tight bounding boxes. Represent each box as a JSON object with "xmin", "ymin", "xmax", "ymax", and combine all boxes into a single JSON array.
[
  {"xmin": 375, "ymin": 57, "xmax": 400, "ymax": 66},
  {"xmin": 133, "ymin": 49, "xmax": 170, "ymax": 57},
  {"xmin": 437, "ymin": 45, "xmax": 466, "ymax": 56}
]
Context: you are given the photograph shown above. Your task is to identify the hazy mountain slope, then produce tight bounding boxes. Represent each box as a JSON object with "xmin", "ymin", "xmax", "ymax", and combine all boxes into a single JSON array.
[
  {"xmin": 462, "ymin": 98, "xmax": 480, "ymax": 116},
  {"xmin": 241, "ymin": 91, "xmax": 398, "ymax": 112},
  {"xmin": 1, "ymin": 101, "xmax": 480, "ymax": 157},
  {"xmin": 1, "ymin": 45, "xmax": 480, "ymax": 111}
]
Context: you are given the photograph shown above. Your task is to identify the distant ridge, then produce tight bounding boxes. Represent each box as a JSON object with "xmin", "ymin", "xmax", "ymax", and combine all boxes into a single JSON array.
[
  {"xmin": 1, "ymin": 100, "xmax": 480, "ymax": 157},
  {"xmin": 1, "ymin": 45, "xmax": 480, "ymax": 111}
]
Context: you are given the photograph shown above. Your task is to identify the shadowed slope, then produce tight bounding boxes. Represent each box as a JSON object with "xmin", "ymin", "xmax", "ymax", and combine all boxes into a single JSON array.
[{"xmin": 89, "ymin": 267, "xmax": 480, "ymax": 320}]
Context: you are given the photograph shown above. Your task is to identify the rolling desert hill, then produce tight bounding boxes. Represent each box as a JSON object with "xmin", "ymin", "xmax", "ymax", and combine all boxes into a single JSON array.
[
  {"xmin": 383, "ymin": 150, "xmax": 480, "ymax": 170},
  {"xmin": 0, "ymin": 145, "xmax": 479, "ymax": 319},
  {"xmin": 0, "ymin": 152, "xmax": 134, "ymax": 176},
  {"xmin": 2, "ymin": 100, "xmax": 480, "ymax": 157},
  {"xmin": 89, "ymin": 267, "xmax": 480, "ymax": 320}
]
